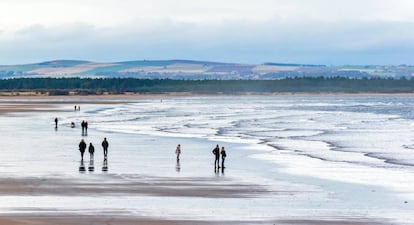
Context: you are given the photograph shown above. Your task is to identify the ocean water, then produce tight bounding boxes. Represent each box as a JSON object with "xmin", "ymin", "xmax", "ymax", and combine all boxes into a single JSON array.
[{"xmin": 1, "ymin": 95, "xmax": 414, "ymax": 223}]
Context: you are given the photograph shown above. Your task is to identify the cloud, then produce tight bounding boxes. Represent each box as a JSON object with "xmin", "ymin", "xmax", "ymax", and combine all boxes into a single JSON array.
[{"xmin": 1, "ymin": 0, "xmax": 414, "ymax": 64}]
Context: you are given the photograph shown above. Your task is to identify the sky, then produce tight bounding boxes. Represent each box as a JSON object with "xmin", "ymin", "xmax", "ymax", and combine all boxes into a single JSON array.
[{"xmin": 0, "ymin": 0, "xmax": 414, "ymax": 65}]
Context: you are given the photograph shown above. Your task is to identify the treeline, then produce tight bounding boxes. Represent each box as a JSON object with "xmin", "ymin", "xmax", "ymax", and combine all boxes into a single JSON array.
[{"xmin": 1, "ymin": 77, "xmax": 414, "ymax": 94}]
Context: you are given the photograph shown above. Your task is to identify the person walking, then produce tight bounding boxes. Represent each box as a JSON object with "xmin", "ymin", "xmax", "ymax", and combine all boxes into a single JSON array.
[
  {"xmin": 88, "ymin": 143, "xmax": 95, "ymax": 160},
  {"xmin": 175, "ymin": 144, "xmax": 181, "ymax": 161},
  {"xmin": 102, "ymin": 137, "xmax": 109, "ymax": 158},
  {"xmin": 54, "ymin": 117, "xmax": 58, "ymax": 128},
  {"xmin": 221, "ymin": 146, "xmax": 227, "ymax": 168},
  {"xmin": 79, "ymin": 139, "xmax": 87, "ymax": 160},
  {"xmin": 81, "ymin": 120, "xmax": 85, "ymax": 134},
  {"xmin": 212, "ymin": 144, "xmax": 220, "ymax": 169},
  {"xmin": 85, "ymin": 121, "xmax": 88, "ymax": 134}
]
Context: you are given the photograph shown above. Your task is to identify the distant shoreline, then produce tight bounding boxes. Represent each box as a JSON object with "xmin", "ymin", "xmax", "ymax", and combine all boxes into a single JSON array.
[{"xmin": 2, "ymin": 92, "xmax": 414, "ymax": 98}]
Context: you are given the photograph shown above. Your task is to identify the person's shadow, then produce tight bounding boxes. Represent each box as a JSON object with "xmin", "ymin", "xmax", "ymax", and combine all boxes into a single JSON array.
[
  {"xmin": 88, "ymin": 158, "xmax": 95, "ymax": 172},
  {"xmin": 102, "ymin": 158, "xmax": 108, "ymax": 172},
  {"xmin": 176, "ymin": 159, "xmax": 181, "ymax": 172},
  {"xmin": 79, "ymin": 160, "xmax": 86, "ymax": 173}
]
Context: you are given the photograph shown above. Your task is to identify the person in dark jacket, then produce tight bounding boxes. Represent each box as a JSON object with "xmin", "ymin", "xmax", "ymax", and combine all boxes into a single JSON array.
[
  {"xmin": 175, "ymin": 144, "xmax": 181, "ymax": 161},
  {"xmin": 85, "ymin": 121, "xmax": 88, "ymax": 134},
  {"xmin": 79, "ymin": 139, "xmax": 87, "ymax": 160},
  {"xmin": 102, "ymin": 137, "xmax": 109, "ymax": 158},
  {"xmin": 212, "ymin": 144, "xmax": 220, "ymax": 169},
  {"xmin": 54, "ymin": 117, "xmax": 58, "ymax": 128},
  {"xmin": 81, "ymin": 120, "xmax": 85, "ymax": 134},
  {"xmin": 88, "ymin": 143, "xmax": 95, "ymax": 159},
  {"xmin": 221, "ymin": 146, "xmax": 227, "ymax": 169}
]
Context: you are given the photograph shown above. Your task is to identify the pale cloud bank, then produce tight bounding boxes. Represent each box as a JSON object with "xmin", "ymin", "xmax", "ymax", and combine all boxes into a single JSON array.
[{"xmin": 0, "ymin": 0, "xmax": 414, "ymax": 65}]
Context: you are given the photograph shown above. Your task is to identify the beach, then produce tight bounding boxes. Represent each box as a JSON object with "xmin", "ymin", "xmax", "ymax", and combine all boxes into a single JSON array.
[{"xmin": 0, "ymin": 95, "xmax": 413, "ymax": 225}]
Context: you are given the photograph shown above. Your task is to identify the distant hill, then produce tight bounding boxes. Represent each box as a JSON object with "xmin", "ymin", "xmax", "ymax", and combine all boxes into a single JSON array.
[{"xmin": 1, "ymin": 59, "xmax": 413, "ymax": 79}]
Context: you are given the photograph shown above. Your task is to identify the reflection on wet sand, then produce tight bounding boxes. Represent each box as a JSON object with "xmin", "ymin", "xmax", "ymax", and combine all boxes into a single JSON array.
[
  {"xmin": 88, "ymin": 159, "xmax": 94, "ymax": 172},
  {"xmin": 176, "ymin": 159, "xmax": 181, "ymax": 172},
  {"xmin": 102, "ymin": 158, "xmax": 108, "ymax": 172},
  {"xmin": 78, "ymin": 160, "xmax": 85, "ymax": 173}
]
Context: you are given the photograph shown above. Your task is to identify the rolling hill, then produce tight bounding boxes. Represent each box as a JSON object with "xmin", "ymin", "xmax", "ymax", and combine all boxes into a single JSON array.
[{"xmin": 1, "ymin": 59, "xmax": 413, "ymax": 79}]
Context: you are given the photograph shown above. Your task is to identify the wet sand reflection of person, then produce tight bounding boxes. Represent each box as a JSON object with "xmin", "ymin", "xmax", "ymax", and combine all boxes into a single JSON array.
[
  {"xmin": 88, "ymin": 158, "xmax": 95, "ymax": 172},
  {"xmin": 176, "ymin": 160, "xmax": 181, "ymax": 172},
  {"xmin": 79, "ymin": 160, "xmax": 86, "ymax": 173},
  {"xmin": 102, "ymin": 158, "xmax": 108, "ymax": 172}
]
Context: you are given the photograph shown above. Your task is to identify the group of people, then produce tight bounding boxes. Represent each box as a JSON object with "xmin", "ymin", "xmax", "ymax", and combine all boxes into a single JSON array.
[
  {"xmin": 81, "ymin": 120, "xmax": 89, "ymax": 135},
  {"xmin": 212, "ymin": 144, "xmax": 227, "ymax": 169},
  {"xmin": 74, "ymin": 105, "xmax": 81, "ymax": 111},
  {"xmin": 175, "ymin": 144, "xmax": 227, "ymax": 170},
  {"xmin": 79, "ymin": 137, "xmax": 109, "ymax": 160},
  {"xmin": 56, "ymin": 115, "xmax": 228, "ymax": 172}
]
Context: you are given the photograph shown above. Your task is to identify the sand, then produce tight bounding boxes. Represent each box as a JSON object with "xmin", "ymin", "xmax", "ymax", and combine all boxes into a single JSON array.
[{"xmin": 0, "ymin": 216, "xmax": 388, "ymax": 225}]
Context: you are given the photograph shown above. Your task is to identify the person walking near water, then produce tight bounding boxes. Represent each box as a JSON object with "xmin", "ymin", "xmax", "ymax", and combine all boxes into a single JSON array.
[
  {"xmin": 79, "ymin": 139, "xmax": 87, "ymax": 160},
  {"xmin": 88, "ymin": 143, "xmax": 95, "ymax": 160},
  {"xmin": 81, "ymin": 120, "xmax": 85, "ymax": 134},
  {"xmin": 54, "ymin": 117, "xmax": 58, "ymax": 128},
  {"xmin": 221, "ymin": 146, "xmax": 227, "ymax": 169},
  {"xmin": 175, "ymin": 144, "xmax": 181, "ymax": 161},
  {"xmin": 102, "ymin": 138, "xmax": 109, "ymax": 158},
  {"xmin": 212, "ymin": 144, "xmax": 220, "ymax": 169},
  {"xmin": 85, "ymin": 121, "xmax": 88, "ymax": 134}
]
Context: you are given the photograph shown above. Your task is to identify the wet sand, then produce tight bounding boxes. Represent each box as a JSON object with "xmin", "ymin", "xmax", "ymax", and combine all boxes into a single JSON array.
[
  {"xmin": 0, "ymin": 215, "xmax": 388, "ymax": 225},
  {"xmin": 0, "ymin": 97, "xmax": 405, "ymax": 225},
  {"xmin": 0, "ymin": 175, "xmax": 273, "ymax": 198}
]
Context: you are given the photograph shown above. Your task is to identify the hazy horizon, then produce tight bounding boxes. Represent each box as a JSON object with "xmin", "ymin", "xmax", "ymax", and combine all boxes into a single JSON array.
[
  {"xmin": 1, "ymin": 0, "xmax": 414, "ymax": 65},
  {"xmin": 1, "ymin": 58, "xmax": 412, "ymax": 67}
]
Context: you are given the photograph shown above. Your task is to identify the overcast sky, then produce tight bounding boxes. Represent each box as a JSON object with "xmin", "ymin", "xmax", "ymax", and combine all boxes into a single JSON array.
[{"xmin": 1, "ymin": 0, "xmax": 414, "ymax": 65}]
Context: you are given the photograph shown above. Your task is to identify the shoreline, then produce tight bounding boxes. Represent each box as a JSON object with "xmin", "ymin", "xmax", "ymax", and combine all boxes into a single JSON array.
[
  {"xmin": 2, "ymin": 92, "xmax": 414, "ymax": 99},
  {"xmin": 0, "ymin": 97, "xmax": 411, "ymax": 225}
]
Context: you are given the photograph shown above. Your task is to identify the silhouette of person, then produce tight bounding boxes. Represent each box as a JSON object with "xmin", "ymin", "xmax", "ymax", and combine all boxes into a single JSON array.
[
  {"xmin": 81, "ymin": 120, "xmax": 85, "ymax": 135},
  {"xmin": 88, "ymin": 142, "xmax": 95, "ymax": 160},
  {"xmin": 85, "ymin": 121, "xmax": 88, "ymax": 134},
  {"xmin": 74, "ymin": 105, "xmax": 77, "ymax": 111},
  {"xmin": 102, "ymin": 137, "xmax": 109, "ymax": 158},
  {"xmin": 175, "ymin": 144, "xmax": 181, "ymax": 161},
  {"xmin": 54, "ymin": 117, "xmax": 58, "ymax": 128},
  {"xmin": 79, "ymin": 139, "xmax": 87, "ymax": 160},
  {"xmin": 212, "ymin": 144, "xmax": 220, "ymax": 169},
  {"xmin": 221, "ymin": 146, "xmax": 227, "ymax": 169},
  {"xmin": 78, "ymin": 105, "xmax": 80, "ymax": 111},
  {"xmin": 71, "ymin": 122, "xmax": 75, "ymax": 128}
]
